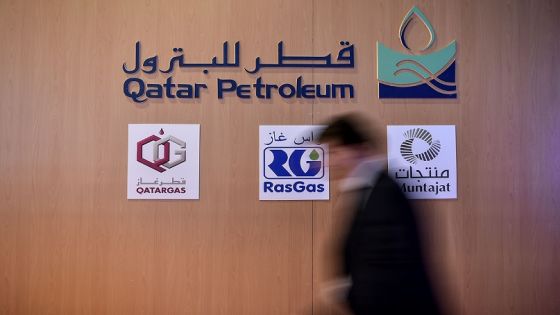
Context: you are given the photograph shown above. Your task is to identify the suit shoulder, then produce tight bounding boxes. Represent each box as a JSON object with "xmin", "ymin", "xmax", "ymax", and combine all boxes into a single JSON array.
[{"xmin": 374, "ymin": 172, "xmax": 404, "ymax": 195}]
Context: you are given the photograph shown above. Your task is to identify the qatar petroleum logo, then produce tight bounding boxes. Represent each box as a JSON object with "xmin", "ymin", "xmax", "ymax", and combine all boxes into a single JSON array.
[
  {"xmin": 137, "ymin": 128, "xmax": 186, "ymax": 172},
  {"xmin": 400, "ymin": 128, "xmax": 441, "ymax": 164},
  {"xmin": 377, "ymin": 6, "xmax": 457, "ymax": 98}
]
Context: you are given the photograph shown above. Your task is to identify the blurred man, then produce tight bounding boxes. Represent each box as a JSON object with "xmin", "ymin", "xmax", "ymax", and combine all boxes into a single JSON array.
[{"xmin": 318, "ymin": 113, "xmax": 442, "ymax": 315}]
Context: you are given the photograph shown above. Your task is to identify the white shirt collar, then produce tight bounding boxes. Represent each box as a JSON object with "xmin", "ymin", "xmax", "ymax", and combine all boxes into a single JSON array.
[{"xmin": 339, "ymin": 156, "xmax": 386, "ymax": 192}]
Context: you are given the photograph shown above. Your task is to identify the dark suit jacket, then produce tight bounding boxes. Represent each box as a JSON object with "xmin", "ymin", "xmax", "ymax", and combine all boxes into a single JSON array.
[{"xmin": 343, "ymin": 172, "xmax": 442, "ymax": 315}]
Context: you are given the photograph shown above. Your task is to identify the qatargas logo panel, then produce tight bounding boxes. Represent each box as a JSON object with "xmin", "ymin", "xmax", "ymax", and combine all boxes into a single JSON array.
[
  {"xmin": 377, "ymin": 6, "xmax": 457, "ymax": 99},
  {"xmin": 128, "ymin": 124, "xmax": 200, "ymax": 200},
  {"xmin": 259, "ymin": 126, "xmax": 329, "ymax": 200},
  {"xmin": 387, "ymin": 125, "xmax": 457, "ymax": 199}
]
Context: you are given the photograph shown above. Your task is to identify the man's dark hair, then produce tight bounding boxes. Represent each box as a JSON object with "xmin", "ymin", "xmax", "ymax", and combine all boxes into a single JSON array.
[{"xmin": 318, "ymin": 113, "xmax": 377, "ymax": 149}]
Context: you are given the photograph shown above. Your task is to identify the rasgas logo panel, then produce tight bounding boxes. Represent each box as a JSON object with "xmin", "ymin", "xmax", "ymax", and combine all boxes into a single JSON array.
[
  {"xmin": 259, "ymin": 126, "xmax": 329, "ymax": 201},
  {"xmin": 387, "ymin": 125, "xmax": 457, "ymax": 199},
  {"xmin": 377, "ymin": 6, "xmax": 457, "ymax": 98},
  {"xmin": 128, "ymin": 124, "xmax": 200, "ymax": 200}
]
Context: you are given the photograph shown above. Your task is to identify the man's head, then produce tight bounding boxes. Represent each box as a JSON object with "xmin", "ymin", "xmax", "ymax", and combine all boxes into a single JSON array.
[{"xmin": 318, "ymin": 113, "xmax": 379, "ymax": 177}]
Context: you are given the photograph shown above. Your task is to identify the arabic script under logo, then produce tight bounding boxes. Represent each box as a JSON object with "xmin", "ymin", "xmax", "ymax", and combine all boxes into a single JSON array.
[
  {"xmin": 137, "ymin": 129, "xmax": 186, "ymax": 172},
  {"xmin": 377, "ymin": 6, "xmax": 457, "ymax": 98},
  {"xmin": 400, "ymin": 128, "xmax": 441, "ymax": 164}
]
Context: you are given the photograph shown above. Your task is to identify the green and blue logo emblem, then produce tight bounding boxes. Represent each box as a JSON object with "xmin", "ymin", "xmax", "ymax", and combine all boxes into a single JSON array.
[{"xmin": 377, "ymin": 6, "xmax": 457, "ymax": 98}]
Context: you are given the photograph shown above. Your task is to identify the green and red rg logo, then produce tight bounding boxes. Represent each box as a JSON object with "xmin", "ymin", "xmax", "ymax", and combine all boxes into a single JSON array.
[{"xmin": 137, "ymin": 129, "xmax": 186, "ymax": 173}]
